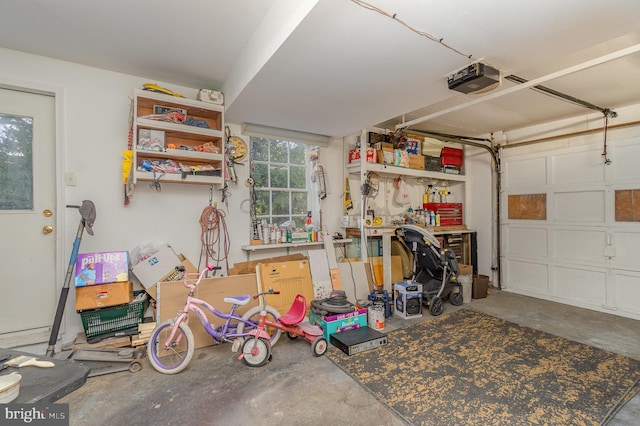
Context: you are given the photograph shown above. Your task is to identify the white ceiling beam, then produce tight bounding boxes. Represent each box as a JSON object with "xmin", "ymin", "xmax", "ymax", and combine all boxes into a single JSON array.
[
  {"xmin": 397, "ymin": 43, "xmax": 640, "ymax": 130},
  {"xmin": 223, "ymin": 0, "xmax": 320, "ymax": 109}
]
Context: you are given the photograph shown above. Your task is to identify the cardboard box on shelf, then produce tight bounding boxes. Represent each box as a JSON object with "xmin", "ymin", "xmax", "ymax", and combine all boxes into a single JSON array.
[
  {"xmin": 348, "ymin": 148, "xmax": 360, "ymax": 164},
  {"xmin": 75, "ymin": 251, "xmax": 129, "ymax": 287},
  {"xmin": 131, "ymin": 246, "xmax": 182, "ymax": 290},
  {"xmin": 408, "ymin": 153, "xmax": 425, "ymax": 170},
  {"xmin": 75, "ymin": 281, "xmax": 133, "ymax": 311},
  {"xmin": 380, "ymin": 142, "xmax": 393, "ymax": 152},
  {"xmin": 137, "ymin": 129, "xmax": 165, "ymax": 150}
]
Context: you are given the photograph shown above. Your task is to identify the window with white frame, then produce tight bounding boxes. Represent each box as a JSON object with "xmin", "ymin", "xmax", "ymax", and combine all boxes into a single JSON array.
[{"xmin": 250, "ymin": 137, "xmax": 318, "ymax": 230}]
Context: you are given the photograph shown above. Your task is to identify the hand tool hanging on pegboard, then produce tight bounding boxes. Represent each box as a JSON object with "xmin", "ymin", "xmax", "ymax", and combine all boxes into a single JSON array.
[
  {"xmin": 123, "ymin": 98, "xmax": 134, "ymax": 206},
  {"xmin": 310, "ymin": 148, "xmax": 327, "ymax": 200},
  {"xmin": 343, "ymin": 177, "xmax": 353, "ymax": 213},
  {"xmin": 224, "ymin": 126, "xmax": 238, "ymax": 184},
  {"xmin": 247, "ymin": 177, "xmax": 261, "ymax": 241}
]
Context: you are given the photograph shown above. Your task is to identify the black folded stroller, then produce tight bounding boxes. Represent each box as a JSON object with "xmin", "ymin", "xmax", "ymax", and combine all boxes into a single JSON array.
[{"xmin": 395, "ymin": 225, "xmax": 463, "ymax": 316}]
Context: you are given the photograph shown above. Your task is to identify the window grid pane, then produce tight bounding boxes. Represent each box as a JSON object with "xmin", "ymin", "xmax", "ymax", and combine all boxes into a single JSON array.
[{"xmin": 251, "ymin": 136, "xmax": 313, "ymax": 228}]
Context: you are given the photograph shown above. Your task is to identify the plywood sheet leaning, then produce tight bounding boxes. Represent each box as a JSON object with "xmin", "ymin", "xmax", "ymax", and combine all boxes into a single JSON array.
[
  {"xmin": 307, "ymin": 249, "xmax": 333, "ymax": 299},
  {"xmin": 337, "ymin": 260, "xmax": 371, "ymax": 303},
  {"xmin": 256, "ymin": 260, "xmax": 314, "ymax": 315},
  {"xmin": 229, "ymin": 253, "xmax": 306, "ymax": 275},
  {"xmin": 323, "ymin": 235, "xmax": 342, "ymax": 290},
  {"xmin": 156, "ymin": 274, "xmax": 259, "ymax": 349}
]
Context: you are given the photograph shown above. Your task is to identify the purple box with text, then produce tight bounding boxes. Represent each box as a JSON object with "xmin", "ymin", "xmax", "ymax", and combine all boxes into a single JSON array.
[{"xmin": 75, "ymin": 251, "xmax": 129, "ymax": 286}]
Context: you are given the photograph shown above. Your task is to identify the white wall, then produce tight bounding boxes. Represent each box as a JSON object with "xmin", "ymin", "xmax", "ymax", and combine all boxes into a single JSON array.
[
  {"xmin": 0, "ymin": 47, "xmax": 347, "ymax": 346},
  {"xmin": 465, "ymin": 144, "xmax": 495, "ymax": 280}
]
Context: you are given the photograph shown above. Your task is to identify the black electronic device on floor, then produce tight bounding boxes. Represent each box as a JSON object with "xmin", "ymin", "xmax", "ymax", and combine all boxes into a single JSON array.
[{"xmin": 329, "ymin": 326, "xmax": 387, "ymax": 356}]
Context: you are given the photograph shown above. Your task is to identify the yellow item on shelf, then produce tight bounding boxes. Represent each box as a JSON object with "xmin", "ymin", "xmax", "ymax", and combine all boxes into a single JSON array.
[{"xmin": 142, "ymin": 83, "xmax": 185, "ymax": 98}]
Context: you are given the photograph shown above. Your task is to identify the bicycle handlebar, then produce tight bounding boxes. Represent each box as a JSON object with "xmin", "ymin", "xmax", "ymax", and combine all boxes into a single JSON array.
[
  {"xmin": 182, "ymin": 264, "xmax": 221, "ymax": 290},
  {"xmin": 253, "ymin": 288, "xmax": 280, "ymax": 300}
]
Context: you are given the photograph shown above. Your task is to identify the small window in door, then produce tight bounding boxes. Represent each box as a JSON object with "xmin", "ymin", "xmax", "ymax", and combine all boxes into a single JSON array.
[{"xmin": 0, "ymin": 113, "xmax": 33, "ymax": 210}]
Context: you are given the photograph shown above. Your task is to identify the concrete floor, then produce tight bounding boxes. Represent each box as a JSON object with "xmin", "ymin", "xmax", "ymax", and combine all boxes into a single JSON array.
[{"xmin": 58, "ymin": 290, "xmax": 640, "ymax": 426}]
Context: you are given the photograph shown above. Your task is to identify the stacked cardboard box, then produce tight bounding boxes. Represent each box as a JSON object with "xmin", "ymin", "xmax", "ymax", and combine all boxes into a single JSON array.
[{"xmin": 75, "ymin": 251, "xmax": 133, "ymax": 311}]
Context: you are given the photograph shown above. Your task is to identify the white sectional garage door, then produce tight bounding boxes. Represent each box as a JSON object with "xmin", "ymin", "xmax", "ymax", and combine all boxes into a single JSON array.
[{"xmin": 501, "ymin": 133, "xmax": 640, "ymax": 320}]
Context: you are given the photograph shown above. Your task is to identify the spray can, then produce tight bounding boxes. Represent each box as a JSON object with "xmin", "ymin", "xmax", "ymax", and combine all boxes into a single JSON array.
[
  {"xmin": 262, "ymin": 219, "xmax": 269, "ymax": 244},
  {"xmin": 429, "ymin": 210, "xmax": 435, "ymax": 226},
  {"xmin": 270, "ymin": 224, "xmax": 277, "ymax": 244},
  {"xmin": 276, "ymin": 228, "xmax": 283, "ymax": 243},
  {"xmin": 435, "ymin": 212, "xmax": 441, "ymax": 227}
]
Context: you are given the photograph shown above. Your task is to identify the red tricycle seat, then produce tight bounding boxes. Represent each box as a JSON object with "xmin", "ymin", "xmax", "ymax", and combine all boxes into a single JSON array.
[{"xmin": 279, "ymin": 294, "xmax": 307, "ymax": 326}]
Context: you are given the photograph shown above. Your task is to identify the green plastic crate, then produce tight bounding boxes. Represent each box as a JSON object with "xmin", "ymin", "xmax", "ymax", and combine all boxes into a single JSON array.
[{"xmin": 80, "ymin": 291, "xmax": 147, "ymax": 340}]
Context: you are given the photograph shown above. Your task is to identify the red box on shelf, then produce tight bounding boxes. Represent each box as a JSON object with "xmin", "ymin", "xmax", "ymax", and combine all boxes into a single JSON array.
[
  {"xmin": 365, "ymin": 147, "xmax": 377, "ymax": 163},
  {"xmin": 440, "ymin": 147, "xmax": 463, "ymax": 167},
  {"xmin": 423, "ymin": 203, "xmax": 464, "ymax": 226},
  {"xmin": 349, "ymin": 148, "xmax": 361, "ymax": 164}
]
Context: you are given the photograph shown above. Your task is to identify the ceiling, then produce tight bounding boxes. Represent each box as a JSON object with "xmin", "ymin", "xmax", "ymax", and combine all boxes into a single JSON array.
[{"xmin": 2, "ymin": 0, "xmax": 640, "ymax": 140}]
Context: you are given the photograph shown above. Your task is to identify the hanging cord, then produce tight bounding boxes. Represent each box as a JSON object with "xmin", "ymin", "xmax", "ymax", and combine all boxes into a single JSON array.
[
  {"xmin": 350, "ymin": 0, "xmax": 474, "ymax": 60},
  {"xmin": 199, "ymin": 201, "xmax": 230, "ymax": 274},
  {"xmin": 602, "ymin": 110, "xmax": 613, "ymax": 165}
]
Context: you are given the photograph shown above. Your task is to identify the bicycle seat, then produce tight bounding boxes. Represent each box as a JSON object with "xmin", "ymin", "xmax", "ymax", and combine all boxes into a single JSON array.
[
  {"xmin": 223, "ymin": 294, "xmax": 251, "ymax": 306},
  {"xmin": 279, "ymin": 294, "xmax": 306, "ymax": 326}
]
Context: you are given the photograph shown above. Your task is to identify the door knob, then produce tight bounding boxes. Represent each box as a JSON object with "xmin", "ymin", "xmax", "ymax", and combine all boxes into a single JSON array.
[{"xmin": 43, "ymin": 225, "xmax": 54, "ymax": 234}]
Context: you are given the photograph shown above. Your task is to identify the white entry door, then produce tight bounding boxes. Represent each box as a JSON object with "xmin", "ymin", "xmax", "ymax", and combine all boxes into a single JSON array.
[{"xmin": 0, "ymin": 87, "xmax": 57, "ymax": 348}]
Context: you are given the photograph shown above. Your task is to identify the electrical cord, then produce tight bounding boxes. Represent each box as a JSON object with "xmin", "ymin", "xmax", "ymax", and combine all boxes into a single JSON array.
[
  {"xmin": 600, "ymin": 374, "xmax": 640, "ymax": 425},
  {"xmin": 350, "ymin": 0, "xmax": 474, "ymax": 60},
  {"xmin": 199, "ymin": 203, "xmax": 230, "ymax": 273},
  {"xmin": 337, "ymin": 242, "xmax": 358, "ymax": 300},
  {"xmin": 602, "ymin": 112, "xmax": 613, "ymax": 165}
]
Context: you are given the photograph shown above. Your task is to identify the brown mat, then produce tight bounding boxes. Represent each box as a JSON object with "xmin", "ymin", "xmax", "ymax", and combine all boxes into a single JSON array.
[{"xmin": 326, "ymin": 309, "xmax": 640, "ymax": 425}]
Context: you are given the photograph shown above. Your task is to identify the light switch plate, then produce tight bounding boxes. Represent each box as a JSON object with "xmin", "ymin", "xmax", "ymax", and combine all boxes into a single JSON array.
[{"xmin": 65, "ymin": 172, "xmax": 77, "ymax": 186}]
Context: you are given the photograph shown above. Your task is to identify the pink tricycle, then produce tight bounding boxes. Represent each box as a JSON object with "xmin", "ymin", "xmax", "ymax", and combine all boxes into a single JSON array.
[{"xmin": 239, "ymin": 288, "xmax": 328, "ymax": 367}]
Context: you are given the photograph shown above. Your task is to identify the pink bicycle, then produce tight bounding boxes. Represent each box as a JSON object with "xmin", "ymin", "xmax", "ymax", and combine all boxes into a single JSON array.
[{"xmin": 147, "ymin": 265, "xmax": 281, "ymax": 374}]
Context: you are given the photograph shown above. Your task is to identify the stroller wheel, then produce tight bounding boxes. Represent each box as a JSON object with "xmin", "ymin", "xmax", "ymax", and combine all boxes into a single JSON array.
[
  {"xmin": 450, "ymin": 290, "xmax": 464, "ymax": 306},
  {"xmin": 429, "ymin": 297, "xmax": 444, "ymax": 316}
]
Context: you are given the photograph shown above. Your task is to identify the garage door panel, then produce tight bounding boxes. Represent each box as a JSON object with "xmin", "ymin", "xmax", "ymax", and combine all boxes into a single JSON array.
[
  {"xmin": 506, "ymin": 157, "xmax": 546, "ymax": 188},
  {"xmin": 554, "ymin": 190, "xmax": 605, "ymax": 222},
  {"xmin": 612, "ymin": 141, "xmax": 640, "ymax": 182},
  {"xmin": 506, "ymin": 260, "xmax": 548, "ymax": 293},
  {"xmin": 505, "ymin": 227, "xmax": 547, "ymax": 257},
  {"xmin": 553, "ymin": 265, "xmax": 605, "ymax": 306},
  {"xmin": 612, "ymin": 232, "xmax": 640, "ymax": 270},
  {"xmin": 502, "ymin": 130, "xmax": 640, "ymax": 320},
  {"xmin": 613, "ymin": 273, "xmax": 640, "ymax": 315},
  {"xmin": 553, "ymin": 228, "xmax": 605, "ymax": 264},
  {"xmin": 551, "ymin": 149, "xmax": 604, "ymax": 185}
]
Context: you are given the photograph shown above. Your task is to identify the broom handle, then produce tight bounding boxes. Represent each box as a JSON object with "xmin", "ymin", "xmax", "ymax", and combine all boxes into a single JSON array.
[{"xmin": 45, "ymin": 217, "xmax": 85, "ymax": 357}]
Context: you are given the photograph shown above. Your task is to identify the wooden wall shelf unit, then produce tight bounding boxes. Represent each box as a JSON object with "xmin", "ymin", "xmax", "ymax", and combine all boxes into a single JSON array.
[{"xmin": 133, "ymin": 89, "xmax": 225, "ymax": 186}]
